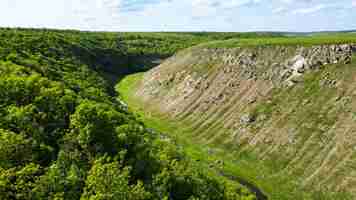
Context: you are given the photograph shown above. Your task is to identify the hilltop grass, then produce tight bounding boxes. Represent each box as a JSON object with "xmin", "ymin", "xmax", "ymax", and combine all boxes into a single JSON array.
[
  {"xmin": 201, "ymin": 33, "xmax": 356, "ymax": 48},
  {"xmin": 120, "ymin": 31, "xmax": 284, "ymax": 56}
]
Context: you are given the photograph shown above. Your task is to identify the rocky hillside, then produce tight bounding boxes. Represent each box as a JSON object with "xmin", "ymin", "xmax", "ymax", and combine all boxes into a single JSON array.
[{"xmin": 133, "ymin": 44, "xmax": 356, "ymax": 196}]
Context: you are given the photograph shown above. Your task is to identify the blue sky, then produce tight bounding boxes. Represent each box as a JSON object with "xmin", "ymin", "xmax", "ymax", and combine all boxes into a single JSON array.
[{"xmin": 0, "ymin": 0, "xmax": 355, "ymax": 32}]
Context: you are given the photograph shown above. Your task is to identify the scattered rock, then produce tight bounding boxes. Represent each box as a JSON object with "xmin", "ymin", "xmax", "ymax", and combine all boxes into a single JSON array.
[
  {"xmin": 215, "ymin": 160, "xmax": 224, "ymax": 166},
  {"xmin": 240, "ymin": 114, "xmax": 256, "ymax": 124},
  {"xmin": 247, "ymin": 97, "xmax": 257, "ymax": 104},
  {"xmin": 291, "ymin": 55, "xmax": 307, "ymax": 72},
  {"xmin": 324, "ymin": 79, "xmax": 337, "ymax": 87},
  {"xmin": 319, "ymin": 72, "xmax": 338, "ymax": 88},
  {"xmin": 302, "ymin": 99, "xmax": 311, "ymax": 106},
  {"xmin": 207, "ymin": 148, "xmax": 216, "ymax": 155},
  {"xmin": 333, "ymin": 96, "xmax": 342, "ymax": 102}
]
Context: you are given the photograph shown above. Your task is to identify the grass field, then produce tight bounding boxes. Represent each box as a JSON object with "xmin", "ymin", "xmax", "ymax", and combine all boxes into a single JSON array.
[
  {"xmin": 120, "ymin": 32, "xmax": 283, "ymax": 56},
  {"xmin": 202, "ymin": 33, "xmax": 356, "ymax": 48}
]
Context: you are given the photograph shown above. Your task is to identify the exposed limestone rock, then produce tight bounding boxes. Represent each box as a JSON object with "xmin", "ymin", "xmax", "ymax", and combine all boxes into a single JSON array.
[
  {"xmin": 140, "ymin": 45, "xmax": 353, "ymax": 103},
  {"xmin": 240, "ymin": 114, "xmax": 256, "ymax": 124},
  {"xmin": 291, "ymin": 55, "xmax": 307, "ymax": 72},
  {"xmin": 247, "ymin": 97, "xmax": 257, "ymax": 104}
]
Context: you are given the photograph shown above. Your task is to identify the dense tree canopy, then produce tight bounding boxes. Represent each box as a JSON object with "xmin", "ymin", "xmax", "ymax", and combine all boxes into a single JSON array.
[{"xmin": 0, "ymin": 28, "xmax": 256, "ymax": 200}]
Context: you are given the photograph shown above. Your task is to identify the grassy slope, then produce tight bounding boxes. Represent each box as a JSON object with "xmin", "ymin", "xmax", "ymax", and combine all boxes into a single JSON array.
[
  {"xmin": 116, "ymin": 54, "xmax": 356, "ymax": 199},
  {"xmin": 117, "ymin": 74, "xmax": 291, "ymax": 200},
  {"xmin": 118, "ymin": 74, "xmax": 290, "ymax": 199}
]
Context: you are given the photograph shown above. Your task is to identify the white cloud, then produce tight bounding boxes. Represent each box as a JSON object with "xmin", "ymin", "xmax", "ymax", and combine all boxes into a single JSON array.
[
  {"xmin": 352, "ymin": 0, "xmax": 356, "ymax": 7},
  {"xmin": 292, "ymin": 4, "xmax": 327, "ymax": 14},
  {"xmin": 272, "ymin": 7, "xmax": 288, "ymax": 13}
]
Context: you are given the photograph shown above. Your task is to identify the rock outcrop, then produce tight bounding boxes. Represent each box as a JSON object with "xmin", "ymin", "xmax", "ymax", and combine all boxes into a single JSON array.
[{"xmin": 138, "ymin": 45, "xmax": 352, "ymax": 110}]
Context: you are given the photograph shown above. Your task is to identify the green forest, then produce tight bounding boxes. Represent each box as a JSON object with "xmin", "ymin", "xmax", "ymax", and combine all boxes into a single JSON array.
[{"xmin": 0, "ymin": 28, "xmax": 259, "ymax": 199}]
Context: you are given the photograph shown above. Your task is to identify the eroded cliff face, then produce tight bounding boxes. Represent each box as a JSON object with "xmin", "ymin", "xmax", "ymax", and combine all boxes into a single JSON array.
[{"xmin": 135, "ymin": 44, "xmax": 356, "ymax": 194}]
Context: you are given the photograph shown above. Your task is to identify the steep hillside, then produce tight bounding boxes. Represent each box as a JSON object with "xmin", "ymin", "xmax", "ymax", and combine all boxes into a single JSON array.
[{"xmin": 124, "ymin": 42, "xmax": 356, "ymax": 198}]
